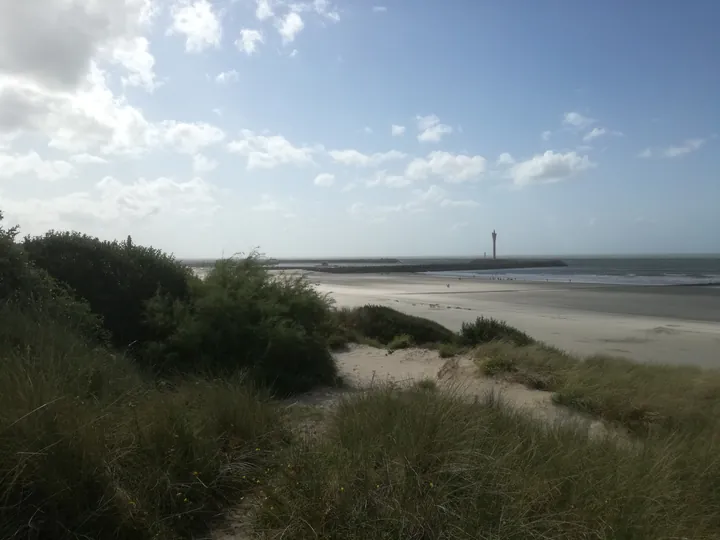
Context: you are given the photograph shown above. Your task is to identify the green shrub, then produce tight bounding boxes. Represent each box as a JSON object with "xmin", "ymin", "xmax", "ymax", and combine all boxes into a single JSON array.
[
  {"xmin": 23, "ymin": 230, "xmax": 194, "ymax": 351},
  {"xmin": 460, "ymin": 316, "xmax": 534, "ymax": 346},
  {"xmin": 414, "ymin": 378, "xmax": 438, "ymax": 391},
  {"xmin": 387, "ymin": 334, "xmax": 413, "ymax": 351},
  {"xmin": 143, "ymin": 257, "xmax": 339, "ymax": 395},
  {"xmin": 0, "ymin": 213, "xmax": 103, "ymax": 341},
  {"xmin": 335, "ymin": 305, "xmax": 455, "ymax": 345},
  {"xmin": 437, "ymin": 342, "xmax": 462, "ymax": 358}
]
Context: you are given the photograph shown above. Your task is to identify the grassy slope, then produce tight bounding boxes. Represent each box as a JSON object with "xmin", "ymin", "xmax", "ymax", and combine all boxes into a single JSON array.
[
  {"xmin": 253, "ymin": 387, "xmax": 720, "ymax": 539},
  {"xmin": 475, "ymin": 340, "xmax": 720, "ymax": 435}
]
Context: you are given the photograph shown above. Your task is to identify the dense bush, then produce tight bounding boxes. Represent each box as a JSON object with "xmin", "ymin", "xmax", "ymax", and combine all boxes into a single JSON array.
[
  {"xmin": 335, "ymin": 305, "xmax": 456, "ymax": 346},
  {"xmin": 387, "ymin": 334, "xmax": 413, "ymax": 351},
  {"xmin": 0, "ymin": 213, "xmax": 103, "ymax": 340},
  {"xmin": 460, "ymin": 316, "xmax": 535, "ymax": 346},
  {"xmin": 23, "ymin": 231, "xmax": 194, "ymax": 351},
  {"xmin": 143, "ymin": 257, "xmax": 339, "ymax": 395}
]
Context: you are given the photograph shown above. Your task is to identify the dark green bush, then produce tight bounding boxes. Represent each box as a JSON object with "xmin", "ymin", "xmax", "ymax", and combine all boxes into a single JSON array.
[
  {"xmin": 0, "ymin": 213, "xmax": 102, "ymax": 341},
  {"xmin": 143, "ymin": 258, "xmax": 339, "ymax": 395},
  {"xmin": 388, "ymin": 334, "xmax": 413, "ymax": 351},
  {"xmin": 438, "ymin": 342, "xmax": 462, "ymax": 358},
  {"xmin": 460, "ymin": 316, "xmax": 534, "ymax": 346},
  {"xmin": 335, "ymin": 305, "xmax": 455, "ymax": 346},
  {"xmin": 23, "ymin": 231, "xmax": 194, "ymax": 351}
]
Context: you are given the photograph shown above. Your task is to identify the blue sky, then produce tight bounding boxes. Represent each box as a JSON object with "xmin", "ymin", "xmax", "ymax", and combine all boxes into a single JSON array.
[{"xmin": 1, "ymin": 0, "xmax": 718, "ymax": 257}]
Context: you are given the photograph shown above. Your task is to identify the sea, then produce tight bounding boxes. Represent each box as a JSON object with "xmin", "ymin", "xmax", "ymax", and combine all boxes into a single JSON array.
[
  {"xmin": 185, "ymin": 256, "xmax": 720, "ymax": 287},
  {"xmin": 423, "ymin": 256, "xmax": 720, "ymax": 287}
]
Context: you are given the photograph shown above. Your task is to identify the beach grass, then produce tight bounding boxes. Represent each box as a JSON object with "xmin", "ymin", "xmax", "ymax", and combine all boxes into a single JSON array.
[
  {"xmin": 251, "ymin": 386, "xmax": 720, "ymax": 540},
  {"xmin": 475, "ymin": 340, "xmax": 720, "ymax": 435},
  {"xmin": 0, "ymin": 306, "xmax": 288, "ymax": 540}
]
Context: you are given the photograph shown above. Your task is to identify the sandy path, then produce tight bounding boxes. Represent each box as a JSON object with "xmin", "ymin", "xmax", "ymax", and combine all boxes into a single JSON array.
[
  {"xmin": 332, "ymin": 345, "xmax": 613, "ymax": 438},
  {"xmin": 213, "ymin": 346, "xmax": 623, "ymax": 539},
  {"xmin": 309, "ymin": 274, "xmax": 720, "ymax": 368}
]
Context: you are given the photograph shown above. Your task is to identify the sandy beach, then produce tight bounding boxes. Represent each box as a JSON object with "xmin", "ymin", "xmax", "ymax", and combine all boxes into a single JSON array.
[{"xmin": 308, "ymin": 273, "xmax": 720, "ymax": 368}]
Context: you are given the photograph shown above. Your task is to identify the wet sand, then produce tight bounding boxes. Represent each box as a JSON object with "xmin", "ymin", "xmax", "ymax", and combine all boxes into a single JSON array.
[{"xmin": 309, "ymin": 273, "xmax": 720, "ymax": 368}]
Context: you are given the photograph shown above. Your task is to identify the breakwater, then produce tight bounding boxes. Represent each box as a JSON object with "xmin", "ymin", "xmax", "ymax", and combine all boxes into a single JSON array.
[{"xmin": 280, "ymin": 259, "xmax": 567, "ymax": 274}]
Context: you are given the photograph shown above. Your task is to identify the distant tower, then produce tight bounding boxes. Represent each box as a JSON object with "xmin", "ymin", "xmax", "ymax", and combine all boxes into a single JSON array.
[{"xmin": 491, "ymin": 230, "xmax": 497, "ymax": 260}]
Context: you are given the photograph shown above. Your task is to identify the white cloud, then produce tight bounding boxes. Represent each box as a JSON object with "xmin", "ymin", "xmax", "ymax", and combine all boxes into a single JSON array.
[
  {"xmin": 372, "ymin": 6, "xmax": 387, "ymax": 12},
  {"xmin": 365, "ymin": 170, "xmax": 410, "ymax": 188},
  {"xmin": 563, "ymin": 112, "xmax": 595, "ymax": 129},
  {"xmin": 296, "ymin": 0, "xmax": 340, "ymax": 22},
  {"xmin": 110, "ymin": 37, "xmax": 158, "ymax": 92},
  {"xmin": 440, "ymin": 199, "xmax": 480, "ymax": 208},
  {"xmin": 509, "ymin": 150, "xmax": 595, "ymax": 187},
  {"xmin": 0, "ymin": 1, "xmax": 163, "ymax": 157},
  {"xmin": 3, "ymin": 176, "xmax": 217, "ymax": 234},
  {"xmin": 405, "ymin": 151, "xmax": 486, "ymax": 183},
  {"xmin": 363, "ymin": 126, "xmax": 373, "ymax": 134},
  {"xmin": 236, "ymin": 29, "xmax": 263, "ymax": 55},
  {"xmin": 255, "ymin": 0, "xmax": 274, "ymax": 20},
  {"xmin": 348, "ymin": 184, "xmax": 446, "ymax": 220},
  {"xmin": 329, "ymin": 148, "xmax": 405, "ymax": 167},
  {"xmin": 250, "ymin": 193, "xmax": 294, "ymax": 215},
  {"xmin": 413, "ymin": 184, "xmax": 446, "ymax": 204},
  {"xmin": 0, "ymin": 0, "xmax": 157, "ymax": 91},
  {"xmin": 583, "ymin": 127, "xmax": 606, "ymax": 142},
  {"xmin": 276, "ymin": 12, "xmax": 304, "ymax": 44},
  {"xmin": 638, "ymin": 148, "xmax": 652, "ymax": 159},
  {"xmin": 314, "ymin": 172, "xmax": 335, "ymax": 186},
  {"xmin": 70, "ymin": 153, "xmax": 108, "ymax": 165},
  {"xmin": 0, "ymin": 151, "xmax": 74, "ymax": 181},
  {"xmin": 227, "ymin": 129, "xmax": 320, "ymax": 169},
  {"xmin": 663, "ymin": 138, "xmax": 705, "ymax": 158},
  {"xmin": 192, "ymin": 153, "xmax": 217, "ymax": 173},
  {"xmin": 496, "ymin": 152, "xmax": 515, "ymax": 166},
  {"xmin": 168, "ymin": 0, "xmax": 222, "ymax": 53},
  {"xmin": 541, "ymin": 130, "xmax": 552, "ymax": 141},
  {"xmin": 416, "ymin": 114, "xmax": 453, "ymax": 143},
  {"xmin": 161, "ymin": 121, "xmax": 225, "ymax": 154},
  {"xmin": 215, "ymin": 69, "xmax": 239, "ymax": 83},
  {"xmin": 582, "ymin": 127, "xmax": 623, "ymax": 142},
  {"xmin": 391, "ymin": 124, "xmax": 405, "ymax": 136}
]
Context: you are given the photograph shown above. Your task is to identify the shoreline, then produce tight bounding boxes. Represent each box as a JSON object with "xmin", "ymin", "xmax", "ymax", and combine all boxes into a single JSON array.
[
  {"xmin": 277, "ymin": 259, "xmax": 567, "ymax": 274},
  {"xmin": 307, "ymin": 272, "xmax": 720, "ymax": 368}
]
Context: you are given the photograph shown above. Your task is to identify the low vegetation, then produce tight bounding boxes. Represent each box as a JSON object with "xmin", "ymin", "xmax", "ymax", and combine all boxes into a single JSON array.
[
  {"xmin": 332, "ymin": 304, "xmax": 456, "ymax": 346},
  {"xmin": 476, "ymin": 340, "xmax": 720, "ymax": 435},
  {"xmin": 3, "ymin": 209, "xmax": 720, "ymax": 539},
  {"xmin": 460, "ymin": 315, "xmax": 535, "ymax": 346},
  {"xmin": 387, "ymin": 333, "xmax": 413, "ymax": 351},
  {"xmin": 253, "ymin": 387, "xmax": 720, "ymax": 539}
]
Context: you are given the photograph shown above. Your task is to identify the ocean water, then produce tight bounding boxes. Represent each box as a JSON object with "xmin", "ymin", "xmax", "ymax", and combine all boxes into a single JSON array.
[
  {"xmin": 187, "ymin": 256, "xmax": 720, "ymax": 287},
  {"xmin": 426, "ymin": 256, "xmax": 720, "ymax": 286}
]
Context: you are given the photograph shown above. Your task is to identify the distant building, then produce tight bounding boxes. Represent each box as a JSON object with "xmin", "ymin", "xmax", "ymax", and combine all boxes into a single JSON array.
[{"xmin": 492, "ymin": 230, "xmax": 497, "ymax": 259}]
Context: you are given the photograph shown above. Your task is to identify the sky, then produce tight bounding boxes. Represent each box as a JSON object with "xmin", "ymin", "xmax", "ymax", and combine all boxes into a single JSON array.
[{"xmin": 0, "ymin": 0, "xmax": 718, "ymax": 258}]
